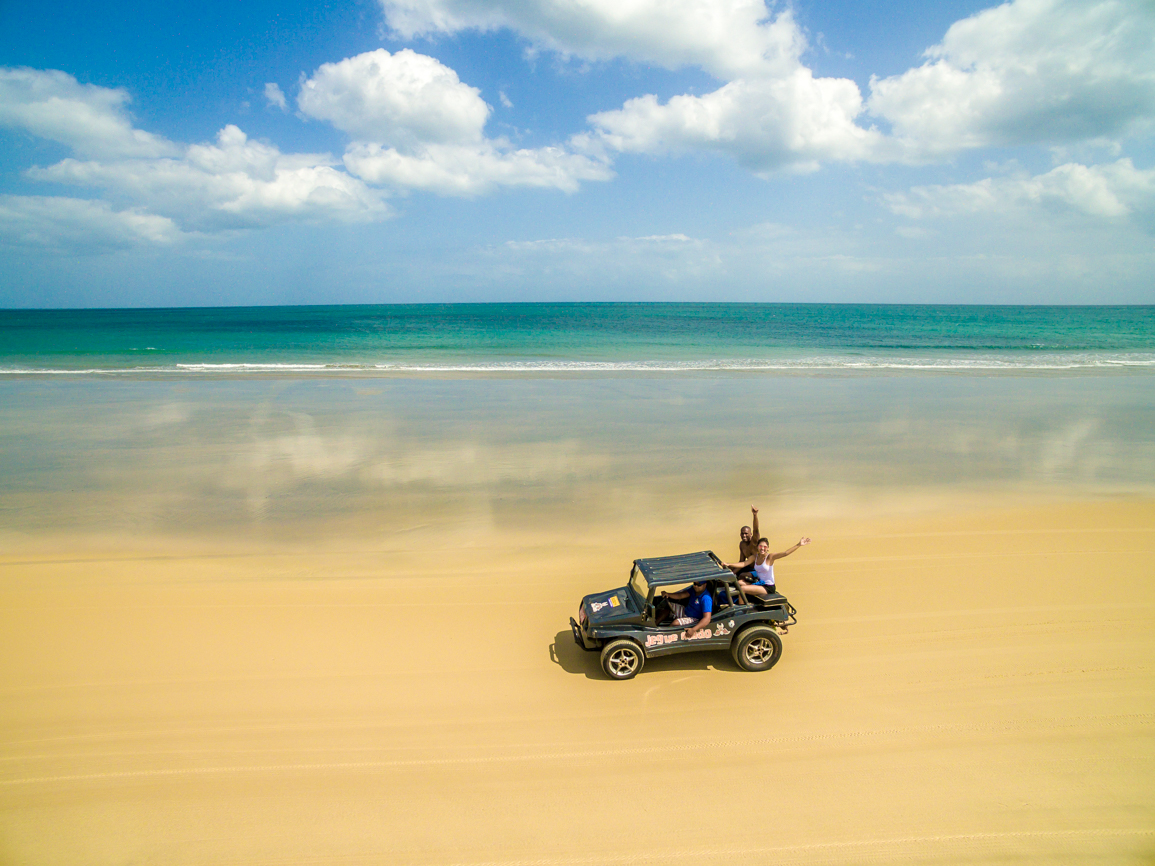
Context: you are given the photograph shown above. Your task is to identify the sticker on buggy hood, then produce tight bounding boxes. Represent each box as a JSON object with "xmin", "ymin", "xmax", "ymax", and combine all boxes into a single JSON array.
[{"xmin": 589, "ymin": 594, "xmax": 624, "ymax": 616}]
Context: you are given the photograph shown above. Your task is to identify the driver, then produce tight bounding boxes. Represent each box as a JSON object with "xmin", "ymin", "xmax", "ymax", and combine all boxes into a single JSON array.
[{"xmin": 660, "ymin": 580, "xmax": 713, "ymax": 637}]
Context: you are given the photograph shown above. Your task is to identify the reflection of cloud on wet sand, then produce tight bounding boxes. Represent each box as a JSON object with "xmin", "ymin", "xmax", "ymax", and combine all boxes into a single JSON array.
[
  {"xmin": 218, "ymin": 414, "xmax": 610, "ymax": 518},
  {"xmin": 1039, "ymin": 418, "xmax": 1100, "ymax": 476},
  {"xmin": 937, "ymin": 417, "xmax": 1108, "ymax": 482},
  {"xmin": 232, "ymin": 417, "xmax": 366, "ymax": 480},
  {"xmin": 5, "ymin": 376, "xmax": 1152, "ymax": 536},
  {"xmin": 141, "ymin": 401, "xmax": 192, "ymax": 429},
  {"xmin": 943, "ymin": 428, "xmax": 1021, "ymax": 460},
  {"xmin": 361, "ymin": 441, "xmax": 607, "ymax": 487},
  {"xmin": 862, "ymin": 410, "xmax": 1141, "ymax": 487},
  {"xmin": 219, "ymin": 412, "xmax": 369, "ymax": 516},
  {"xmin": 223, "ymin": 427, "xmax": 606, "ymax": 488}
]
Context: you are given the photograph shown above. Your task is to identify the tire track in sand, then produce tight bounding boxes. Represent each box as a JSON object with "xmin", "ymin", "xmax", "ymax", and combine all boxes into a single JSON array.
[{"xmin": 2, "ymin": 712, "xmax": 1150, "ymax": 787}]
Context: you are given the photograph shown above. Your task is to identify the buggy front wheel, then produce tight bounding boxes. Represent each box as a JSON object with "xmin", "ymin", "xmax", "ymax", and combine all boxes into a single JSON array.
[{"xmin": 600, "ymin": 638, "xmax": 645, "ymax": 680}]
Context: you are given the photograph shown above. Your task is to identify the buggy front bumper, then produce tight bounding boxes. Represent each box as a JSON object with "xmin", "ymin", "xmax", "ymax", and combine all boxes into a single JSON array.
[{"xmin": 569, "ymin": 617, "xmax": 599, "ymax": 651}]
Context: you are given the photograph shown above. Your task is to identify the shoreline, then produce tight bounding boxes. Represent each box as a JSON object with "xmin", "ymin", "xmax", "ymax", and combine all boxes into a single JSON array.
[{"xmin": 4, "ymin": 362, "xmax": 1155, "ymax": 377}]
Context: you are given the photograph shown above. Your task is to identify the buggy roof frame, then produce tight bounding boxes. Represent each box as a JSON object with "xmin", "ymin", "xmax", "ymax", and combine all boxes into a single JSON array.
[{"xmin": 632, "ymin": 551, "xmax": 733, "ymax": 588}]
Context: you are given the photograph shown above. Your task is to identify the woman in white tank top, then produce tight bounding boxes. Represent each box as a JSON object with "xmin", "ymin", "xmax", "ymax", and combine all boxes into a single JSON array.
[{"xmin": 737, "ymin": 535, "xmax": 810, "ymax": 599}]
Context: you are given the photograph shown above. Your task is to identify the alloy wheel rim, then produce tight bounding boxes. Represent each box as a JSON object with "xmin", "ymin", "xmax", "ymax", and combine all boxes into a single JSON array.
[
  {"xmin": 747, "ymin": 638, "xmax": 773, "ymax": 664},
  {"xmin": 609, "ymin": 649, "xmax": 638, "ymax": 676}
]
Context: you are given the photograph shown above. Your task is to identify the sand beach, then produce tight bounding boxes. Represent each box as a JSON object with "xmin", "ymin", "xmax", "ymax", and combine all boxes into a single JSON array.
[{"xmin": 1, "ymin": 498, "xmax": 1152, "ymax": 864}]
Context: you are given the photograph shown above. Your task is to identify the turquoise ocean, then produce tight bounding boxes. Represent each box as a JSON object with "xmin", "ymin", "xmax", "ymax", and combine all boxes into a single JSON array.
[
  {"xmin": 2, "ymin": 304, "xmax": 1153, "ymax": 538},
  {"xmin": 2, "ymin": 304, "xmax": 1154, "ymax": 373}
]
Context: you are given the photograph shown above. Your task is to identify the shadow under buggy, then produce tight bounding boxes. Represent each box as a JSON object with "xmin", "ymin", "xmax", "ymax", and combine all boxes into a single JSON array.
[{"xmin": 570, "ymin": 550, "xmax": 797, "ymax": 680}]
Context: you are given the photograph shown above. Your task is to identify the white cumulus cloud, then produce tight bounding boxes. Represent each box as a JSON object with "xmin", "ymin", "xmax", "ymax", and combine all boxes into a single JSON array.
[
  {"xmin": 298, "ymin": 49, "xmax": 490, "ymax": 147},
  {"xmin": 377, "ymin": 2, "xmax": 880, "ymax": 174},
  {"xmin": 376, "ymin": 1, "xmax": 879, "ymax": 174},
  {"xmin": 343, "ymin": 141, "xmax": 611, "ymax": 195},
  {"xmin": 590, "ymin": 68, "xmax": 884, "ymax": 174},
  {"xmin": 868, "ymin": 0, "xmax": 1155, "ymax": 158},
  {"xmin": 298, "ymin": 49, "xmax": 612, "ymax": 195},
  {"xmin": 378, "ymin": 0, "xmax": 805, "ymax": 80},
  {"xmin": 0, "ymin": 66, "xmax": 176, "ymax": 159},
  {"xmin": 0, "ymin": 195, "xmax": 183, "ymax": 250},
  {"xmin": 586, "ymin": 0, "xmax": 1155, "ymax": 173},
  {"xmin": 884, "ymin": 159, "xmax": 1155, "ymax": 222},
  {"xmin": 264, "ymin": 82, "xmax": 288, "ymax": 111},
  {"xmin": 375, "ymin": 0, "xmax": 1155, "ymax": 176},
  {"xmin": 1, "ymin": 68, "xmax": 388, "ymax": 243},
  {"xmin": 32, "ymin": 125, "xmax": 389, "ymax": 231}
]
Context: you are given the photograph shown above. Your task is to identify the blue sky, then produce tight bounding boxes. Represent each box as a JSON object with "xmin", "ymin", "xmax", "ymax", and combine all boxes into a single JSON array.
[{"xmin": 1, "ymin": 0, "xmax": 1152, "ymax": 307}]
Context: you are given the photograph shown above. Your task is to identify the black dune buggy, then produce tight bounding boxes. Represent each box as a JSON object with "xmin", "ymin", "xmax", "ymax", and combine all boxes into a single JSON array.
[{"xmin": 569, "ymin": 550, "xmax": 797, "ymax": 680}]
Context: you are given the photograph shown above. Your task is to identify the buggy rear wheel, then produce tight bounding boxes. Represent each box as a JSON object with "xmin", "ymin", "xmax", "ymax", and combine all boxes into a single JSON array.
[
  {"xmin": 600, "ymin": 638, "xmax": 645, "ymax": 680},
  {"xmin": 732, "ymin": 626, "xmax": 782, "ymax": 672}
]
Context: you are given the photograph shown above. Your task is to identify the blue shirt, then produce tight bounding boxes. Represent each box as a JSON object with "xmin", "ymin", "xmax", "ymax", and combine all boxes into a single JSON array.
[{"xmin": 683, "ymin": 587, "xmax": 713, "ymax": 621}]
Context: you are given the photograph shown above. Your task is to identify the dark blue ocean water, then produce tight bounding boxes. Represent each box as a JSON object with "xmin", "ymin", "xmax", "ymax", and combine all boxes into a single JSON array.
[{"xmin": 1, "ymin": 303, "xmax": 1153, "ymax": 373}]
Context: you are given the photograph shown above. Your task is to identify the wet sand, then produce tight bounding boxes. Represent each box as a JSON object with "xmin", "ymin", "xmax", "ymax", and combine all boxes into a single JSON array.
[{"xmin": 2, "ymin": 497, "xmax": 1152, "ymax": 865}]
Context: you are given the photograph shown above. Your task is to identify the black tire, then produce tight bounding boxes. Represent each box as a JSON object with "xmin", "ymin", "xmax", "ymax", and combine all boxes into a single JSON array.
[
  {"xmin": 600, "ymin": 638, "xmax": 645, "ymax": 680},
  {"xmin": 731, "ymin": 626, "xmax": 782, "ymax": 672}
]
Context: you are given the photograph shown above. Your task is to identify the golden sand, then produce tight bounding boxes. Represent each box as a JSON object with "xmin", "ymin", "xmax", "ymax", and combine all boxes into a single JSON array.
[{"xmin": 1, "ymin": 498, "xmax": 1153, "ymax": 865}]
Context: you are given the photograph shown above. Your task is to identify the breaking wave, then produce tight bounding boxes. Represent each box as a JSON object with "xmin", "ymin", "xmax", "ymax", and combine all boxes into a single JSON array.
[{"xmin": 4, "ymin": 353, "xmax": 1155, "ymax": 375}]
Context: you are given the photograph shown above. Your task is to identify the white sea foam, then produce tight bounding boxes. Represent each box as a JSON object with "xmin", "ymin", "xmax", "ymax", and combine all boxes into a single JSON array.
[
  {"xmin": 175, "ymin": 363, "xmax": 334, "ymax": 370},
  {"xmin": 0, "ymin": 363, "xmax": 352, "ymax": 374},
  {"xmin": 3, "ymin": 353, "xmax": 1155, "ymax": 375},
  {"xmin": 370, "ymin": 354, "xmax": 1155, "ymax": 372}
]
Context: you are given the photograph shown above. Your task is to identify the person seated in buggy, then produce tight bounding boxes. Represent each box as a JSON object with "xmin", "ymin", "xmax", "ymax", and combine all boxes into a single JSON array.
[
  {"xmin": 727, "ymin": 536, "xmax": 810, "ymax": 599},
  {"xmin": 655, "ymin": 580, "xmax": 713, "ymax": 637}
]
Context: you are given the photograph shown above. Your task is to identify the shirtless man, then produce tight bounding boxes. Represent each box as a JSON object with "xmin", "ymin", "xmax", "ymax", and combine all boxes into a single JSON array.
[{"xmin": 726, "ymin": 505, "xmax": 760, "ymax": 577}]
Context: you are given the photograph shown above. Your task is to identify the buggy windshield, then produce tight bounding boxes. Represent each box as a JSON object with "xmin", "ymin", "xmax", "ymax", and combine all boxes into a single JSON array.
[{"xmin": 627, "ymin": 566, "xmax": 650, "ymax": 608}]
